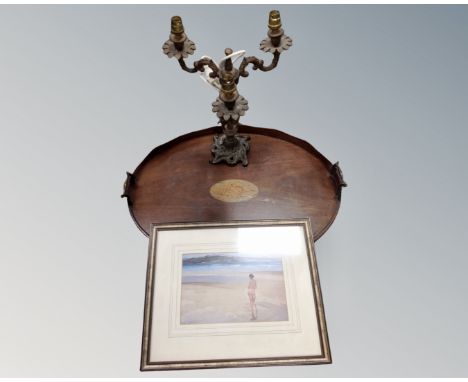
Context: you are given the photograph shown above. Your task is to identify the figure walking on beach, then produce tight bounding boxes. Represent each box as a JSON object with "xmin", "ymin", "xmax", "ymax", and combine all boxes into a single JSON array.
[{"xmin": 248, "ymin": 273, "xmax": 257, "ymax": 320}]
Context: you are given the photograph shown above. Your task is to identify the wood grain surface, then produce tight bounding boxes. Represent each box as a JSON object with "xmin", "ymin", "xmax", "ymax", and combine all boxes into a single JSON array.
[{"xmin": 123, "ymin": 125, "xmax": 345, "ymax": 241}]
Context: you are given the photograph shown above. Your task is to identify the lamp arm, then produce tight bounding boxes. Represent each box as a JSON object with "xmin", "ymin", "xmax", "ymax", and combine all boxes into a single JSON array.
[
  {"xmin": 177, "ymin": 57, "xmax": 219, "ymax": 79},
  {"xmin": 238, "ymin": 51, "xmax": 281, "ymax": 78}
]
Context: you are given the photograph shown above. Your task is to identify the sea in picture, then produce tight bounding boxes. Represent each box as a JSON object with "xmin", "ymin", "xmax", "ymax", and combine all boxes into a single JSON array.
[{"xmin": 180, "ymin": 252, "xmax": 289, "ymax": 325}]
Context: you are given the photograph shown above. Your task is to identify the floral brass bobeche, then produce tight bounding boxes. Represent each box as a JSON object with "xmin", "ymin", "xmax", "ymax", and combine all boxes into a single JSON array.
[{"xmin": 162, "ymin": 10, "xmax": 293, "ymax": 166}]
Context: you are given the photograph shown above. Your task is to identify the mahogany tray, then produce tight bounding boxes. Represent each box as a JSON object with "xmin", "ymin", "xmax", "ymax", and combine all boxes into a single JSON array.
[{"xmin": 122, "ymin": 125, "xmax": 346, "ymax": 241}]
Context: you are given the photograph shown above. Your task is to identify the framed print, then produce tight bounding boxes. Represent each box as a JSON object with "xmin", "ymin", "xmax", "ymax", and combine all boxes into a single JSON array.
[{"xmin": 141, "ymin": 219, "xmax": 331, "ymax": 371}]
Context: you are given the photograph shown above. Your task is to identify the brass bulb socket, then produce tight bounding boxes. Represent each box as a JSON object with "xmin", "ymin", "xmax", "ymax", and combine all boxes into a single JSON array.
[
  {"xmin": 170, "ymin": 16, "xmax": 187, "ymax": 45},
  {"xmin": 169, "ymin": 16, "xmax": 187, "ymax": 51},
  {"xmin": 220, "ymin": 86, "xmax": 239, "ymax": 103},
  {"xmin": 268, "ymin": 10, "xmax": 282, "ymax": 31},
  {"xmin": 221, "ymin": 82, "xmax": 236, "ymax": 93},
  {"xmin": 170, "ymin": 32, "xmax": 186, "ymax": 45},
  {"xmin": 171, "ymin": 16, "xmax": 184, "ymax": 34},
  {"xmin": 220, "ymin": 69, "xmax": 239, "ymax": 103},
  {"xmin": 221, "ymin": 82, "xmax": 236, "ymax": 92}
]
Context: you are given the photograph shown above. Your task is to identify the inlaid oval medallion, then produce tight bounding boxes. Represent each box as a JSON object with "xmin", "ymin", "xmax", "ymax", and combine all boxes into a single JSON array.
[{"xmin": 209, "ymin": 179, "xmax": 259, "ymax": 203}]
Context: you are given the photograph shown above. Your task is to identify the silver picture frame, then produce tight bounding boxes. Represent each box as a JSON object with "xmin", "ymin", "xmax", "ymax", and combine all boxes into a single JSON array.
[{"xmin": 141, "ymin": 218, "xmax": 331, "ymax": 371}]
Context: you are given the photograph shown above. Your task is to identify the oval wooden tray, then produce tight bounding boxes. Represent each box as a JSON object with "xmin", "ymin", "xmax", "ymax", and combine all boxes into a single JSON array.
[{"xmin": 122, "ymin": 125, "xmax": 346, "ymax": 241}]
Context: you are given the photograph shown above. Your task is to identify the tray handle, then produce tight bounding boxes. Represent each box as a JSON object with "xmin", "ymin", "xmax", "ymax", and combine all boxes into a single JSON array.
[
  {"xmin": 331, "ymin": 162, "xmax": 347, "ymax": 199},
  {"xmin": 121, "ymin": 172, "xmax": 134, "ymax": 204}
]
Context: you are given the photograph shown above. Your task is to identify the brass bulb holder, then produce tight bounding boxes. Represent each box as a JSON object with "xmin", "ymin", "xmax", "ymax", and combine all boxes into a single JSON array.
[
  {"xmin": 219, "ymin": 65, "xmax": 239, "ymax": 105},
  {"xmin": 219, "ymin": 83, "xmax": 239, "ymax": 104},
  {"xmin": 171, "ymin": 16, "xmax": 184, "ymax": 35},
  {"xmin": 268, "ymin": 10, "xmax": 282, "ymax": 31},
  {"xmin": 267, "ymin": 10, "xmax": 284, "ymax": 47},
  {"xmin": 170, "ymin": 15, "xmax": 187, "ymax": 50}
]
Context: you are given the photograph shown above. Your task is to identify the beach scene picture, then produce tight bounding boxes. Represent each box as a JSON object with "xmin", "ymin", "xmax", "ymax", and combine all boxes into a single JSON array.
[{"xmin": 180, "ymin": 252, "xmax": 289, "ymax": 325}]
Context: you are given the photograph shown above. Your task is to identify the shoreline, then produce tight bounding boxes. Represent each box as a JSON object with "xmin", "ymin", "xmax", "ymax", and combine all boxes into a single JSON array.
[{"xmin": 180, "ymin": 271, "xmax": 288, "ymax": 325}]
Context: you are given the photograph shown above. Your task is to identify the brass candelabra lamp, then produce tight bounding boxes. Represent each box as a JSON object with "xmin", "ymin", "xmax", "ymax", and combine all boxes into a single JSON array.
[{"xmin": 162, "ymin": 10, "xmax": 293, "ymax": 166}]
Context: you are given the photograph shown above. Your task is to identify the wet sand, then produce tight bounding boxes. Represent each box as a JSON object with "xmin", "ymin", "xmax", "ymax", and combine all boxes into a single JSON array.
[{"xmin": 180, "ymin": 271, "xmax": 288, "ymax": 325}]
